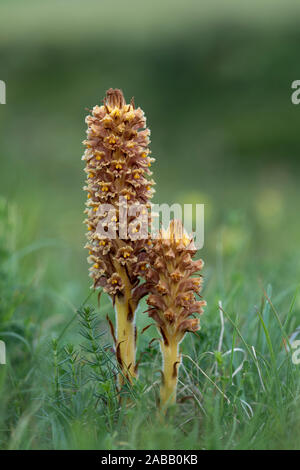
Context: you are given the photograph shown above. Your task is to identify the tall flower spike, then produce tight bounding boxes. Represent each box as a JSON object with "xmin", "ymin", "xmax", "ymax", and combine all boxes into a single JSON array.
[
  {"xmin": 145, "ymin": 220, "xmax": 206, "ymax": 408},
  {"xmin": 83, "ymin": 89, "xmax": 155, "ymax": 385}
]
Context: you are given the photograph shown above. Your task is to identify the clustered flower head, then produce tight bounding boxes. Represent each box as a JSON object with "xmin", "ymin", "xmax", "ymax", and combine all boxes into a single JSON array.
[
  {"xmin": 146, "ymin": 220, "xmax": 206, "ymax": 344},
  {"xmin": 82, "ymin": 89, "xmax": 155, "ymax": 297}
]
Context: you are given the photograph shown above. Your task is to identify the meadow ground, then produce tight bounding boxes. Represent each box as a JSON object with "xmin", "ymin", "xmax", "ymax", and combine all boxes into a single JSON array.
[{"xmin": 1, "ymin": 183, "xmax": 300, "ymax": 450}]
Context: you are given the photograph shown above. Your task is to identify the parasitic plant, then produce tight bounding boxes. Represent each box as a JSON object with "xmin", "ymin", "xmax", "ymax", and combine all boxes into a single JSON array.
[
  {"xmin": 145, "ymin": 220, "xmax": 206, "ymax": 408},
  {"xmin": 83, "ymin": 89, "xmax": 155, "ymax": 386}
]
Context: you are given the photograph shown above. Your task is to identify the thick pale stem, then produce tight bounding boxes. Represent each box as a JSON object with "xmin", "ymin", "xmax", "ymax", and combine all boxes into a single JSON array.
[
  {"xmin": 160, "ymin": 338, "xmax": 180, "ymax": 408},
  {"xmin": 115, "ymin": 294, "xmax": 136, "ymax": 386}
]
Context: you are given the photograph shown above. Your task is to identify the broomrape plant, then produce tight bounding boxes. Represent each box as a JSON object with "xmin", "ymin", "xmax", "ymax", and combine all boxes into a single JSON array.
[
  {"xmin": 145, "ymin": 220, "xmax": 206, "ymax": 408},
  {"xmin": 83, "ymin": 89, "xmax": 155, "ymax": 385},
  {"xmin": 83, "ymin": 88, "xmax": 205, "ymax": 407}
]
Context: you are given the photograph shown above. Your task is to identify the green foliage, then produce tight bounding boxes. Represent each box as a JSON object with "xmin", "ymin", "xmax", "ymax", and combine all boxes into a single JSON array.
[{"xmin": 1, "ymin": 197, "xmax": 300, "ymax": 449}]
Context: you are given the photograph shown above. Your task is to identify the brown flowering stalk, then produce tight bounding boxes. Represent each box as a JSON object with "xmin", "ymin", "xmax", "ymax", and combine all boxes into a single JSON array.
[
  {"xmin": 82, "ymin": 88, "xmax": 155, "ymax": 385},
  {"xmin": 145, "ymin": 220, "xmax": 206, "ymax": 408}
]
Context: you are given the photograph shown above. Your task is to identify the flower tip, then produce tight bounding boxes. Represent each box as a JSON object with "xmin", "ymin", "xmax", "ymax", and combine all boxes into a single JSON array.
[{"xmin": 104, "ymin": 88, "xmax": 126, "ymax": 109}]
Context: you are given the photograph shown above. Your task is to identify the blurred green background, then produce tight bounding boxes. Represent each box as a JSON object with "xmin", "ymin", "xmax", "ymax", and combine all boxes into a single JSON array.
[
  {"xmin": 2, "ymin": 0, "xmax": 300, "ymax": 450},
  {"xmin": 1, "ymin": 0, "xmax": 300, "ymax": 332}
]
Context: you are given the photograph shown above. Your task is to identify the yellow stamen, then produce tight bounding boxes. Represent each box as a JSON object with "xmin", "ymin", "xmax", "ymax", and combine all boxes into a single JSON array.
[
  {"xmin": 111, "ymin": 108, "xmax": 120, "ymax": 118},
  {"xmin": 125, "ymin": 110, "xmax": 135, "ymax": 121}
]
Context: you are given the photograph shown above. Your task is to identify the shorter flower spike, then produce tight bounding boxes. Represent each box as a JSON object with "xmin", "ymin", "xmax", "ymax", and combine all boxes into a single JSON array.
[{"xmin": 146, "ymin": 220, "xmax": 206, "ymax": 408}]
